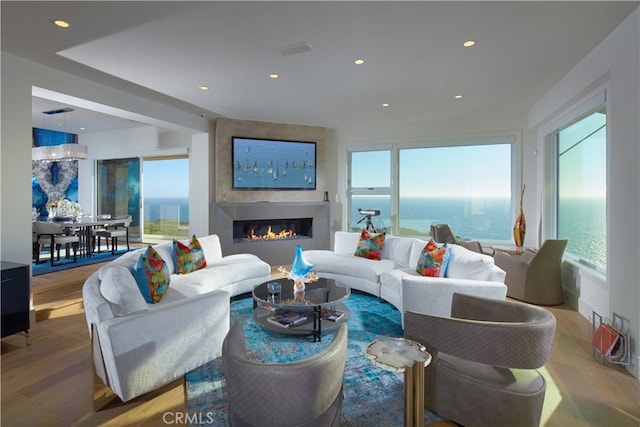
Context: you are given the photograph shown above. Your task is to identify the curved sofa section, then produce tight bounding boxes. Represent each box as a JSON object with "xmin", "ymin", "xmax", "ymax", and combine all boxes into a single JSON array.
[
  {"xmin": 82, "ymin": 234, "xmax": 271, "ymax": 403},
  {"xmin": 304, "ymin": 231, "xmax": 508, "ymax": 323}
]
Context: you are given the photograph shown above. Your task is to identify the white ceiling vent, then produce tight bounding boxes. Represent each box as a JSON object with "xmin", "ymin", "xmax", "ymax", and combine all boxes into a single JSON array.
[{"xmin": 278, "ymin": 42, "xmax": 313, "ymax": 56}]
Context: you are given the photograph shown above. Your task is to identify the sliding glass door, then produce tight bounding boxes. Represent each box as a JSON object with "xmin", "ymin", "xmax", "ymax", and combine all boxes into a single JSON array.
[{"xmin": 142, "ymin": 156, "xmax": 190, "ymax": 243}]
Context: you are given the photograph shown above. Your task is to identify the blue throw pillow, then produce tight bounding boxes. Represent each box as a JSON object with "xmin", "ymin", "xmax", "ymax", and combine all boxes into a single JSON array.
[{"xmin": 132, "ymin": 246, "xmax": 170, "ymax": 303}]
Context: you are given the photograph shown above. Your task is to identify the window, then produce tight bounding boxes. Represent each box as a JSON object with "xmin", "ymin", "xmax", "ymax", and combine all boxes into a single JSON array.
[
  {"xmin": 347, "ymin": 139, "xmax": 515, "ymax": 240},
  {"xmin": 398, "ymin": 144, "xmax": 512, "ymax": 239},
  {"xmin": 348, "ymin": 150, "xmax": 392, "ymax": 233},
  {"xmin": 555, "ymin": 109, "xmax": 606, "ymax": 271},
  {"xmin": 142, "ymin": 156, "xmax": 190, "ymax": 241}
]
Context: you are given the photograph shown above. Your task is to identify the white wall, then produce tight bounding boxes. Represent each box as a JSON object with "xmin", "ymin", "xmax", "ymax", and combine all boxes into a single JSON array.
[{"xmin": 528, "ymin": 8, "xmax": 640, "ymax": 378}]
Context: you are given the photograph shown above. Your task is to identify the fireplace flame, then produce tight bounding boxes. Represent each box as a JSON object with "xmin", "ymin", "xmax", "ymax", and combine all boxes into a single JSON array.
[{"xmin": 248, "ymin": 226, "xmax": 297, "ymax": 241}]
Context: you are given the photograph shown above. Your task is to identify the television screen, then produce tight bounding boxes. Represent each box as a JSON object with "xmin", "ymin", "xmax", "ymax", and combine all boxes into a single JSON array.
[{"xmin": 232, "ymin": 137, "xmax": 316, "ymax": 190}]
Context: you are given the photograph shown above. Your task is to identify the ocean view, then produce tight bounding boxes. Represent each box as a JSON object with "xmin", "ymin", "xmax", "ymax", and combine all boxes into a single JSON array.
[
  {"xmin": 352, "ymin": 195, "xmax": 606, "ymax": 269},
  {"xmin": 144, "ymin": 197, "xmax": 189, "ymax": 223}
]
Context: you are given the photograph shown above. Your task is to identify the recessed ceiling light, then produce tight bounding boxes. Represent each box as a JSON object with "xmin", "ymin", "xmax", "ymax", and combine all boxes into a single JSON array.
[
  {"xmin": 79, "ymin": 127, "xmax": 86, "ymax": 131},
  {"xmin": 455, "ymin": 95, "xmax": 463, "ymax": 99},
  {"xmin": 269, "ymin": 73, "xmax": 279, "ymax": 79},
  {"xmin": 382, "ymin": 103, "xmax": 390, "ymax": 107},
  {"xmin": 199, "ymin": 85, "xmax": 209, "ymax": 91},
  {"xmin": 463, "ymin": 40, "xmax": 476, "ymax": 47},
  {"xmin": 53, "ymin": 20, "xmax": 70, "ymax": 28},
  {"xmin": 354, "ymin": 59, "xmax": 365, "ymax": 65}
]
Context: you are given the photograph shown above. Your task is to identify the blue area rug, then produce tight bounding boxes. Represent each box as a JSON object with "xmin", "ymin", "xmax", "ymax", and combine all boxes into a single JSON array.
[
  {"xmin": 32, "ymin": 246, "xmax": 130, "ymax": 276},
  {"xmin": 185, "ymin": 292, "xmax": 444, "ymax": 426}
]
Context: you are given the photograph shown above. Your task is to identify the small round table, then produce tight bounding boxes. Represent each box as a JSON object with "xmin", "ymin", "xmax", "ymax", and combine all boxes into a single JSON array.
[
  {"xmin": 365, "ymin": 338, "xmax": 432, "ymax": 427},
  {"xmin": 491, "ymin": 244, "xmax": 526, "ymax": 256},
  {"xmin": 252, "ymin": 278, "xmax": 350, "ymax": 342}
]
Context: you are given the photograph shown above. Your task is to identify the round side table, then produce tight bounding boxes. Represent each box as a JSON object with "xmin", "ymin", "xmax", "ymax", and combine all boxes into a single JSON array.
[{"xmin": 365, "ymin": 337, "xmax": 432, "ymax": 427}]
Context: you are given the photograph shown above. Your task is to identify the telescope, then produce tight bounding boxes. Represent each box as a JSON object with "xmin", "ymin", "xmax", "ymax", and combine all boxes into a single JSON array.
[{"xmin": 358, "ymin": 208, "xmax": 380, "ymax": 217}]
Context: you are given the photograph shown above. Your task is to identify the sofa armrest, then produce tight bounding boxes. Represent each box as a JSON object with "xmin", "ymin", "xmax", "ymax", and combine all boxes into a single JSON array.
[{"xmin": 94, "ymin": 289, "xmax": 230, "ymax": 402}]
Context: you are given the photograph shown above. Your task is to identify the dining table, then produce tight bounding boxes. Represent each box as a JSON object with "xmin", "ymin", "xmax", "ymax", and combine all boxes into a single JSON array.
[{"xmin": 44, "ymin": 216, "xmax": 128, "ymax": 258}]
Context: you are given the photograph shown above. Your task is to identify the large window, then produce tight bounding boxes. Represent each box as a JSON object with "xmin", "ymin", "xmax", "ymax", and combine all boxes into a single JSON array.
[
  {"xmin": 555, "ymin": 109, "xmax": 606, "ymax": 271},
  {"xmin": 347, "ymin": 140, "xmax": 514, "ymax": 240},
  {"xmin": 349, "ymin": 150, "xmax": 392, "ymax": 233},
  {"xmin": 398, "ymin": 144, "xmax": 511, "ymax": 239}
]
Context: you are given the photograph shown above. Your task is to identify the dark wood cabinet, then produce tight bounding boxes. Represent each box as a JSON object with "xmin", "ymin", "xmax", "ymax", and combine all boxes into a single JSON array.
[{"xmin": 1, "ymin": 261, "xmax": 30, "ymax": 343}]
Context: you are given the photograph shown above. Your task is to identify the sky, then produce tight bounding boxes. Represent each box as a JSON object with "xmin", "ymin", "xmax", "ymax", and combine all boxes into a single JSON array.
[
  {"xmin": 352, "ymin": 143, "xmax": 512, "ymax": 198},
  {"xmin": 142, "ymin": 158, "xmax": 189, "ymax": 198}
]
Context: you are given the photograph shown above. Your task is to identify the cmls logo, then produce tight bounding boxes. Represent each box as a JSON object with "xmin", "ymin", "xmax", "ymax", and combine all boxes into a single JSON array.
[{"xmin": 162, "ymin": 412, "xmax": 216, "ymax": 425}]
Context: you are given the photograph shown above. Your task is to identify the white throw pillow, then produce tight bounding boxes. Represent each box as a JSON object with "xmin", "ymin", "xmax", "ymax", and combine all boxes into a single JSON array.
[{"xmin": 100, "ymin": 266, "xmax": 149, "ymax": 317}]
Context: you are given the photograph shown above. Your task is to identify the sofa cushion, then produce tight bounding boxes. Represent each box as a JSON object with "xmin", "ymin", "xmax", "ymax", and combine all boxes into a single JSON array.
[
  {"xmin": 173, "ymin": 235, "xmax": 207, "ymax": 274},
  {"xmin": 100, "ymin": 266, "xmax": 149, "ymax": 317},
  {"xmin": 133, "ymin": 246, "xmax": 171, "ymax": 303},
  {"xmin": 416, "ymin": 240, "xmax": 450, "ymax": 277},
  {"xmin": 446, "ymin": 244, "xmax": 497, "ymax": 281},
  {"xmin": 354, "ymin": 229, "xmax": 386, "ymax": 260},
  {"xmin": 303, "ymin": 251, "xmax": 397, "ymax": 284},
  {"xmin": 381, "ymin": 235, "xmax": 415, "ymax": 266}
]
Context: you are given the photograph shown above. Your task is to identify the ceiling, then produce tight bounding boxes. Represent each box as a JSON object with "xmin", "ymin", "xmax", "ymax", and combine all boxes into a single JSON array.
[{"xmin": 2, "ymin": 1, "xmax": 638, "ymax": 135}]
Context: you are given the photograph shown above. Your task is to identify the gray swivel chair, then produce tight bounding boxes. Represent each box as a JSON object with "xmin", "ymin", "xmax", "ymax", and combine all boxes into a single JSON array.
[
  {"xmin": 404, "ymin": 293, "xmax": 556, "ymax": 427},
  {"xmin": 222, "ymin": 322, "xmax": 348, "ymax": 427},
  {"xmin": 430, "ymin": 224, "xmax": 483, "ymax": 254},
  {"xmin": 494, "ymin": 238, "xmax": 568, "ymax": 305}
]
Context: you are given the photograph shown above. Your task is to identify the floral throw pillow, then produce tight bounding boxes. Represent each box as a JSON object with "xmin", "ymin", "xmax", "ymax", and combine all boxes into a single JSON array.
[
  {"xmin": 173, "ymin": 235, "xmax": 207, "ymax": 274},
  {"xmin": 132, "ymin": 246, "xmax": 170, "ymax": 303},
  {"xmin": 416, "ymin": 240, "xmax": 450, "ymax": 277},
  {"xmin": 354, "ymin": 229, "xmax": 386, "ymax": 260}
]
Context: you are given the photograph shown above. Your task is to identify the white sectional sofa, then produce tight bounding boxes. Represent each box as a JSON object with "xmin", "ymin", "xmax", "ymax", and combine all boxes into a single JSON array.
[
  {"xmin": 82, "ymin": 234, "xmax": 271, "ymax": 403},
  {"xmin": 303, "ymin": 231, "xmax": 508, "ymax": 323}
]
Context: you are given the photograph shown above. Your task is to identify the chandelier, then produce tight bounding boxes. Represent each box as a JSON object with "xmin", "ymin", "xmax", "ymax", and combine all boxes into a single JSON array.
[
  {"xmin": 32, "ymin": 144, "xmax": 88, "ymax": 162},
  {"xmin": 32, "ymin": 107, "xmax": 88, "ymax": 162}
]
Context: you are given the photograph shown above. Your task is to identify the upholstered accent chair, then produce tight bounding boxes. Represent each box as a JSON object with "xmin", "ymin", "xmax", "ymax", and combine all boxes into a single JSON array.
[
  {"xmin": 33, "ymin": 221, "xmax": 80, "ymax": 266},
  {"xmin": 95, "ymin": 215, "xmax": 132, "ymax": 254},
  {"xmin": 222, "ymin": 322, "xmax": 348, "ymax": 427},
  {"xmin": 404, "ymin": 293, "xmax": 556, "ymax": 427},
  {"xmin": 430, "ymin": 224, "xmax": 483, "ymax": 254},
  {"xmin": 494, "ymin": 238, "xmax": 568, "ymax": 305}
]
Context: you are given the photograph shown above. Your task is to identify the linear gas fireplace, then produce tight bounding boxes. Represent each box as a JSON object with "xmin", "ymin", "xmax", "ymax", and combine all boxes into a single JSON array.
[
  {"xmin": 214, "ymin": 202, "xmax": 330, "ymax": 266},
  {"xmin": 233, "ymin": 217, "xmax": 313, "ymax": 243}
]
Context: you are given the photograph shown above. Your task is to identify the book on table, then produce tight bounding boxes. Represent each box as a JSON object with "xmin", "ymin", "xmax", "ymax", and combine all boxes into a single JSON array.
[
  {"xmin": 267, "ymin": 310, "xmax": 308, "ymax": 328},
  {"xmin": 321, "ymin": 308, "xmax": 345, "ymax": 322}
]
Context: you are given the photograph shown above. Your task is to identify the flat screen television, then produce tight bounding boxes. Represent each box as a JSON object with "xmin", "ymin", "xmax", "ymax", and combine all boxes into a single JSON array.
[{"xmin": 232, "ymin": 137, "xmax": 316, "ymax": 190}]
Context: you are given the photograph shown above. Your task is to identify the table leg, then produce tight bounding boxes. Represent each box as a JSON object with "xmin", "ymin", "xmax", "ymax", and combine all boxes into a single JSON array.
[{"xmin": 404, "ymin": 361, "xmax": 425, "ymax": 427}]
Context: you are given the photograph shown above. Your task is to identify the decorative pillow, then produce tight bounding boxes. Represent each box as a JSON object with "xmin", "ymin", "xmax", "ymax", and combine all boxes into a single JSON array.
[
  {"xmin": 173, "ymin": 235, "xmax": 207, "ymax": 274},
  {"xmin": 354, "ymin": 229, "xmax": 386, "ymax": 260},
  {"xmin": 416, "ymin": 240, "xmax": 450, "ymax": 277},
  {"xmin": 132, "ymin": 246, "xmax": 170, "ymax": 303}
]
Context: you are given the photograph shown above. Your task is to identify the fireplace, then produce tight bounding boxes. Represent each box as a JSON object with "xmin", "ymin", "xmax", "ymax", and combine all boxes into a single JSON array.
[
  {"xmin": 233, "ymin": 217, "xmax": 313, "ymax": 243},
  {"xmin": 214, "ymin": 202, "xmax": 330, "ymax": 266}
]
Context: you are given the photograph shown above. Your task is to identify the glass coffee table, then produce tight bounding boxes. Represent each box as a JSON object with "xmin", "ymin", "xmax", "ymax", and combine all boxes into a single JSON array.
[{"xmin": 252, "ymin": 278, "xmax": 350, "ymax": 342}]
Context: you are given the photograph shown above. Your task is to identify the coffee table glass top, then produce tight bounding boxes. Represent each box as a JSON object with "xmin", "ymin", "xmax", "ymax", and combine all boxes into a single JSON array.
[{"xmin": 253, "ymin": 277, "xmax": 350, "ymax": 309}]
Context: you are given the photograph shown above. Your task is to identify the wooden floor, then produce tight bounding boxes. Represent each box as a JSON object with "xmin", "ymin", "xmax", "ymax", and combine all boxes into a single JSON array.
[{"xmin": 1, "ymin": 263, "xmax": 639, "ymax": 427}]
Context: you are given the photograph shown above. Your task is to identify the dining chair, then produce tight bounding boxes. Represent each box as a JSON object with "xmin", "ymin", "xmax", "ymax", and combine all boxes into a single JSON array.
[
  {"xmin": 95, "ymin": 215, "xmax": 132, "ymax": 254},
  {"xmin": 33, "ymin": 221, "xmax": 80, "ymax": 266},
  {"xmin": 92, "ymin": 214, "xmax": 113, "ymax": 253}
]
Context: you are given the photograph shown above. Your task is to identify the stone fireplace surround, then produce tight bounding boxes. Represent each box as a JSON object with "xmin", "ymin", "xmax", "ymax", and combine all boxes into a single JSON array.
[{"xmin": 213, "ymin": 201, "xmax": 330, "ymax": 266}]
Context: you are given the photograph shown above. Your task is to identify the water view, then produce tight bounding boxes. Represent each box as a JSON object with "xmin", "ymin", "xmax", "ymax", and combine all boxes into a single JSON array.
[{"xmin": 351, "ymin": 195, "xmax": 606, "ymax": 269}]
